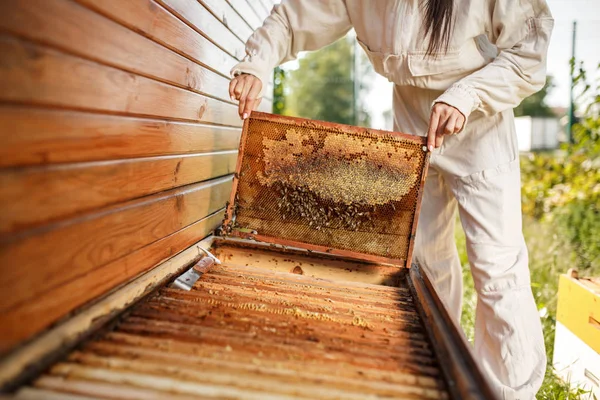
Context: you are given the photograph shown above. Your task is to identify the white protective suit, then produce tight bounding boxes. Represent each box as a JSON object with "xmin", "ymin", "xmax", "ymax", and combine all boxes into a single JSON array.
[{"xmin": 231, "ymin": 1, "xmax": 554, "ymax": 399}]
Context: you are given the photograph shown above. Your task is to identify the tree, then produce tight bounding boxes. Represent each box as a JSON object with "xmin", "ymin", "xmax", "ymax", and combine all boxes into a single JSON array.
[
  {"xmin": 272, "ymin": 67, "xmax": 286, "ymax": 115},
  {"xmin": 286, "ymin": 35, "xmax": 372, "ymax": 126},
  {"xmin": 514, "ymin": 76, "xmax": 555, "ymax": 117}
]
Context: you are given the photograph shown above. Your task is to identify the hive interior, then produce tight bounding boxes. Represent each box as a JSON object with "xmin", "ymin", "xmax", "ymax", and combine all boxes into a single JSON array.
[{"xmin": 15, "ymin": 242, "xmax": 449, "ymax": 400}]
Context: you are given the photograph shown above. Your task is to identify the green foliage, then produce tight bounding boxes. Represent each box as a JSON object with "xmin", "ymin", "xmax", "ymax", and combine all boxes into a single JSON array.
[
  {"xmin": 537, "ymin": 367, "xmax": 595, "ymax": 400},
  {"xmin": 272, "ymin": 67, "xmax": 286, "ymax": 115},
  {"xmin": 521, "ymin": 63, "xmax": 600, "ymax": 272},
  {"xmin": 286, "ymin": 36, "xmax": 372, "ymax": 126},
  {"xmin": 514, "ymin": 76, "xmax": 556, "ymax": 117}
]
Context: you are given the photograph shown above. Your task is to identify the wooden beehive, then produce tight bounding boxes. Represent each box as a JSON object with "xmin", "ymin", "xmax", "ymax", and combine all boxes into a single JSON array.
[
  {"xmin": 0, "ymin": 1, "xmax": 497, "ymax": 399},
  {"xmin": 553, "ymin": 271, "xmax": 600, "ymax": 397}
]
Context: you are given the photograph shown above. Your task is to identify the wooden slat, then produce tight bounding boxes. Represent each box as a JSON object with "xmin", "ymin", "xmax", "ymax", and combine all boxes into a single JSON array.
[
  {"xmin": 0, "ymin": 0, "xmax": 232, "ymax": 103},
  {"xmin": 258, "ymin": 0, "xmax": 275, "ymax": 13},
  {"xmin": 0, "ymin": 35, "xmax": 240, "ymax": 126},
  {"xmin": 0, "ymin": 236, "xmax": 214, "ymax": 390},
  {"xmin": 225, "ymin": 0, "xmax": 262, "ymax": 30},
  {"xmin": 0, "ymin": 176, "xmax": 231, "ymax": 316},
  {"xmin": 0, "ymin": 107, "xmax": 242, "ymax": 167},
  {"xmin": 75, "ymin": 0, "xmax": 273, "ymax": 100},
  {"xmin": 199, "ymin": 0, "xmax": 254, "ymax": 42},
  {"xmin": 0, "ymin": 151, "xmax": 237, "ymax": 235},
  {"xmin": 15, "ymin": 387, "xmax": 99, "ymax": 400},
  {"xmin": 0, "ymin": 212, "xmax": 222, "ymax": 355},
  {"xmin": 33, "ymin": 376, "xmax": 199, "ymax": 399},
  {"xmin": 74, "ymin": 0, "xmax": 236, "ymax": 80},
  {"xmin": 156, "ymin": 0, "xmax": 244, "ymax": 60},
  {"xmin": 248, "ymin": 0, "xmax": 269, "ymax": 18}
]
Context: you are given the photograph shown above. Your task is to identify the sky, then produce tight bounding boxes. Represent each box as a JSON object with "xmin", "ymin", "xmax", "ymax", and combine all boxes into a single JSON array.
[{"xmin": 363, "ymin": 0, "xmax": 600, "ymax": 129}]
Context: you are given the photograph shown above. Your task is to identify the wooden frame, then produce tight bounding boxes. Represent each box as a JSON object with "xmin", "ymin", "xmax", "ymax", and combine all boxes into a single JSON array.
[
  {"xmin": 407, "ymin": 264, "xmax": 498, "ymax": 400},
  {"xmin": 223, "ymin": 111, "xmax": 431, "ymax": 268}
]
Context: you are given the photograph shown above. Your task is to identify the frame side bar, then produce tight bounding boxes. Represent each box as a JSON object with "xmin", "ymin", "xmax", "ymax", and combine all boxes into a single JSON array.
[{"xmin": 407, "ymin": 264, "xmax": 499, "ymax": 400}]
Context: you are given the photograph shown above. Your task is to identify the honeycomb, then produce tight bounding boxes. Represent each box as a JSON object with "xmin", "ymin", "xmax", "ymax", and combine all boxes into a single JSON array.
[{"xmin": 224, "ymin": 113, "xmax": 429, "ymax": 265}]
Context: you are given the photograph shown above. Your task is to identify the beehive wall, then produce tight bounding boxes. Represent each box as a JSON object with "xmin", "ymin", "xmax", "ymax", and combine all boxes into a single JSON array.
[{"xmin": 0, "ymin": 0, "xmax": 276, "ymax": 354}]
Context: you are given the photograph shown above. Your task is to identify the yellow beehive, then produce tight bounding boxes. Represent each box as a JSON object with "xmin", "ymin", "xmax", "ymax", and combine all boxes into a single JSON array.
[{"xmin": 553, "ymin": 269, "xmax": 600, "ymax": 397}]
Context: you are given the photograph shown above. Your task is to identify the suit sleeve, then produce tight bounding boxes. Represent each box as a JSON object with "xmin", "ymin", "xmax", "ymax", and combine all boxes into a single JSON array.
[
  {"xmin": 230, "ymin": 0, "xmax": 352, "ymax": 98},
  {"xmin": 434, "ymin": 0, "xmax": 554, "ymax": 119}
]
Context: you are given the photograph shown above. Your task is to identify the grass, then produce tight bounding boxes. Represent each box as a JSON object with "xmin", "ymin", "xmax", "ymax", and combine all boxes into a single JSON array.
[{"xmin": 454, "ymin": 216, "xmax": 596, "ymax": 399}]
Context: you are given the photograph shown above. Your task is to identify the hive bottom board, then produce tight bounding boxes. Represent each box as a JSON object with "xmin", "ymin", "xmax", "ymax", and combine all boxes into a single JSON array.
[{"xmin": 11, "ymin": 241, "xmax": 458, "ymax": 400}]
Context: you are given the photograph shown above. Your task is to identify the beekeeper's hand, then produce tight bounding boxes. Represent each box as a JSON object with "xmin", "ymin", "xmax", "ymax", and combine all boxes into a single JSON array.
[
  {"xmin": 229, "ymin": 73, "xmax": 263, "ymax": 120},
  {"xmin": 426, "ymin": 102, "xmax": 465, "ymax": 151}
]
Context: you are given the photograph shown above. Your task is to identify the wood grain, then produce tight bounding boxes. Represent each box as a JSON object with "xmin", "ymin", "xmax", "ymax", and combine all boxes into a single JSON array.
[
  {"xmin": 0, "ymin": 0, "xmax": 232, "ymax": 102},
  {"xmin": 225, "ymin": 0, "xmax": 263, "ymax": 29},
  {"xmin": 0, "ymin": 35, "xmax": 240, "ymax": 125},
  {"xmin": 156, "ymin": 0, "xmax": 245, "ymax": 60},
  {"xmin": 199, "ymin": 0, "xmax": 254, "ymax": 43},
  {"xmin": 0, "ymin": 235, "xmax": 214, "ymax": 389},
  {"xmin": 0, "ymin": 151, "xmax": 237, "ymax": 234},
  {"xmin": 0, "ymin": 0, "xmax": 276, "ymax": 357},
  {"xmin": 0, "ymin": 213, "xmax": 222, "ymax": 355},
  {"xmin": 0, "ymin": 176, "xmax": 232, "ymax": 314},
  {"xmin": 245, "ymin": 0, "xmax": 268, "ymax": 20},
  {"xmin": 257, "ymin": 0, "xmax": 274, "ymax": 14},
  {"xmin": 0, "ymin": 106, "xmax": 242, "ymax": 167},
  {"xmin": 74, "ymin": 0, "xmax": 237, "ymax": 80},
  {"xmin": 75, "ymin": 0, "xmax": 273, "ymax": 101}
]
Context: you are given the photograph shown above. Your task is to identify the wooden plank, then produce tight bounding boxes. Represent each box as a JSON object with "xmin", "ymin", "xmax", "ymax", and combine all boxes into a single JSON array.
[
  {"xmin": 407, "ymin": 266, "xmax": 499, "ymax": 400},
  {"xmin": 45, "ymin": 364, "xmax": 285, "ymax": 400},
  {"xmin": 258, "ymin": 0, "xmax": 275, "ymax": 14},
  {"xmin": 0, "ymin": 151, "xmax": 237, "ymax": 235},
  {"xmin": 0, "ymin": 0, "xmax": 232, "ymax": 103},
  {"xmin": 247, "ymin": 0, "xmax": 269, "ymax": 18},
  {"xmin": 0, "ymin": 218, "xmax": 221, "ymax": 357},
  {"xmin": 225, "ymin": 0, "xmax": 262, "ymax": 30},
  {"xmin": 0, "ymin": 35, "xmax": 241, "ymax": 126},
  {"xmin": 32, "ymin": 377, "xmax": 199, "ymax": 400},
  {"xmin": 199, "ymin": 0, "xmax": 254, "ymax": 42},
  {"xmin": 0, "ymin": 236, "xmax": 215, "ymax": 388},
  {"xmin": 0, "ymin": 176, "xmax": 231, "ymax": 316},
  {"xmin": 74, "ymin": 0, "xmax": 237, "ymax": 80},
  {"xmin": 156, "ymin": 0, "xmax": 245, "ymax": 60},
  {"xmin": 14, "ymin": 387, "xmax": 99, "ymax": 400},
  {"xmin": 0, "ymin": 106, "xmax": 242, "ymax": 167}
]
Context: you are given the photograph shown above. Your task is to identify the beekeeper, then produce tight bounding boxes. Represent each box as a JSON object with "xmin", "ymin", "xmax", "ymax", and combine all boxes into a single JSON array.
[{"xmin": 229, "ymin": 1, "xmax": 553, "ymax": 398}]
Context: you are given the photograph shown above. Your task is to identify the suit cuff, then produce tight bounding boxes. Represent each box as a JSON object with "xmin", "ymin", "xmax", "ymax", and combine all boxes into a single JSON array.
[
  {"xmin": 230, "ymin": 55, "xmax": 271, "ymax": 99},
  {"xmin": 433, "ymin": 83, "xmax": 481, "ymax": 132}
]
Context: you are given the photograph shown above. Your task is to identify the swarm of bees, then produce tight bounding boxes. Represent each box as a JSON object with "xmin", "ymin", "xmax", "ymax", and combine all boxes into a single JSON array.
[
  {"xmin": 216, "ymin": 194, "xmax": 239, "ymax": 236},
  {"xmin": 275, "ymin": 182, "xmax": 376, "ymax": 232}
]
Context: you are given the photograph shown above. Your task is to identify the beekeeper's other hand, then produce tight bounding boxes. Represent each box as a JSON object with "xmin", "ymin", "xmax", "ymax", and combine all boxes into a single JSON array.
[
  {"xmin": 229, "ymin": 73, "xmax": 263, "ymax": 120},
  {"xmin": 426, "ymin": 102, "xmax": 465, "ymax": 151}
]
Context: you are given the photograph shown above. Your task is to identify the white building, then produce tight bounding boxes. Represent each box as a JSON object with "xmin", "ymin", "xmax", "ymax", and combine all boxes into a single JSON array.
[{"xmin": 515, "ymin": 116, "xmax": 562, "ymax": 152}]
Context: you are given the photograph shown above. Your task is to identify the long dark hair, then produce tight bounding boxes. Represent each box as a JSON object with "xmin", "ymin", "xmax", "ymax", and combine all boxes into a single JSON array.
[{"xmin": 422, "ymin": 0, "xmax": 455, "ymax": 56}]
